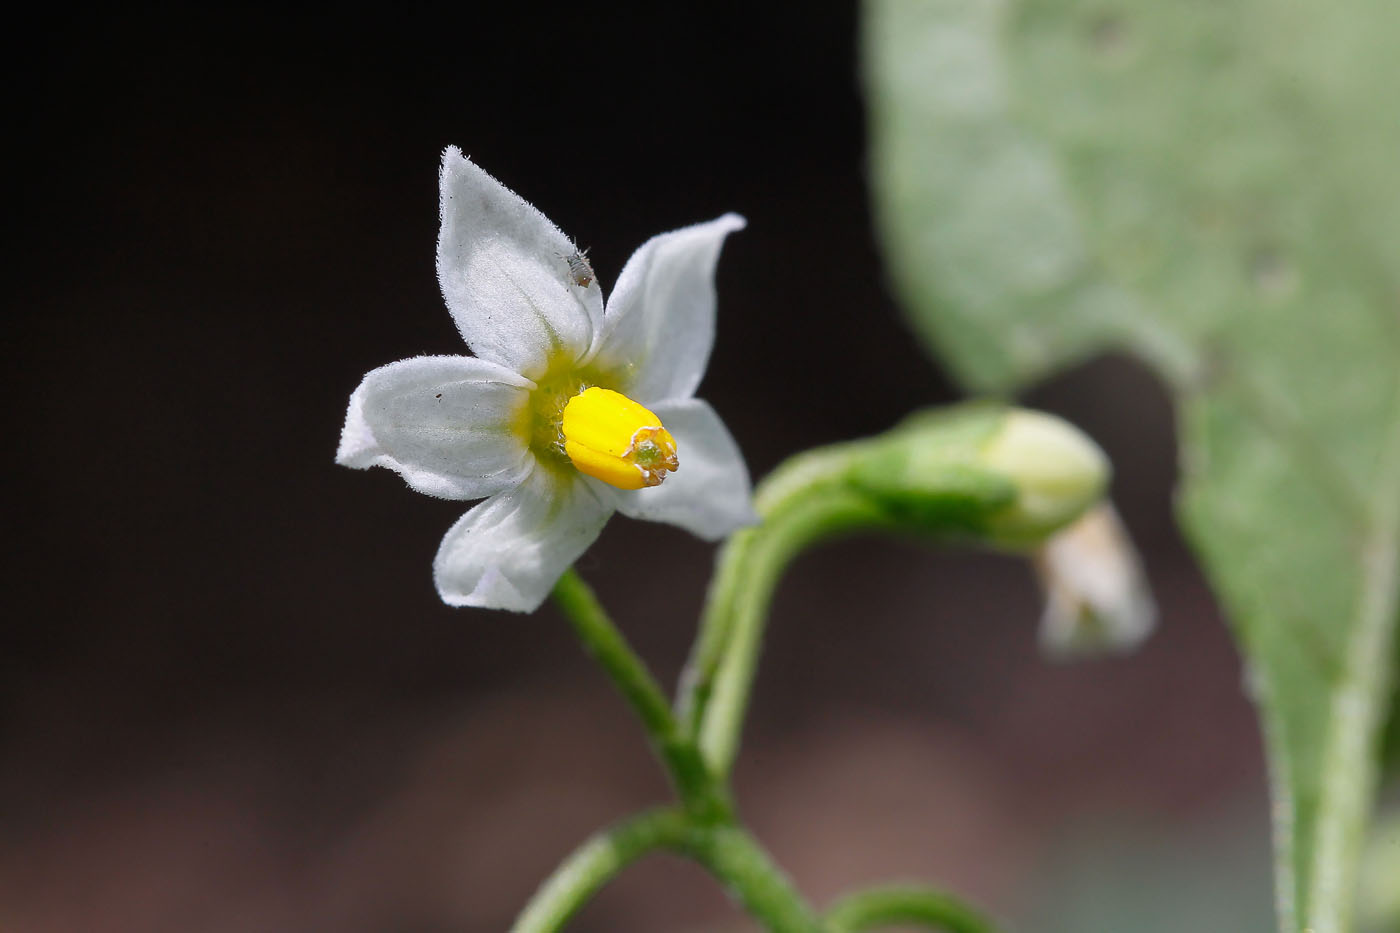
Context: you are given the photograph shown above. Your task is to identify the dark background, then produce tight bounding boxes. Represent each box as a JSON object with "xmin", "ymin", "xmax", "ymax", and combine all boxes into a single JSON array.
[{"xmin": 10, "ymin": 7, "xmax": 1268, "ymax": 931}]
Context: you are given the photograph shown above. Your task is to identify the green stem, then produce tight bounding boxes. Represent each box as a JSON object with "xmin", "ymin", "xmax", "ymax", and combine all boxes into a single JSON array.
[
  {"xmin": 544, "ymin": 570, "xmax": 825, "ymax": 931},
  {"xmin": 698, "ymin": 490, "xmax": 889, "ymax": 774},
  {"xmin": 511, "ymin": 808, "xmax": 690, "ymax": 933},
  {"xmin": 681, "ymin": 822, "xmax": 823, "ymax": 933},
  {"xmin": 553, "ymin": 568, "xmax": 677, "ymax": 736},
  {"xmin": 678, "ymin": 450, "xmax": 852, "ymax": 727},
  {"xmin": 824, "ymin": 885, "xmax": 999, "ymax": 933},
  {"xmin": 551, "ymin": 569, "xmax": 729, "ymax": 821},
  {"xmin": 678, "ymin": 446, "xmax": 892, "ymax": 774},
  {"xmin": 681, "ymin": 409, "xmax": 1042, "ymax": 777},
  {"xmin": 514, "ymin": 807, "xmax": 822, "ymax": 933},
  {"xmin": 680, "ymin": 407, "xmax": 1039, "ymax": 772}
]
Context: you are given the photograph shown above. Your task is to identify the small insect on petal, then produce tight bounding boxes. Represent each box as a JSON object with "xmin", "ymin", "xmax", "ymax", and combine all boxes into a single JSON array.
[{"xmin": 564, "ymin": 248, "xmax": 594, "ymax": 288}]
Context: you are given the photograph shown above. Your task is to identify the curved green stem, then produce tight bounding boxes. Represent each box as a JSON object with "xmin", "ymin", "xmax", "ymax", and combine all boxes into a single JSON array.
[
  {"xmin": 697, "ymin": 489, "xmax": 890, "ymax": 774},
  {"xmin": 678, "ymin": 448, "xmax": 866, "ymax": 745},
  {"xmin": 552, "ymin": 569, "xmax": 729, "ymax": 821},
  {"xmin": 681, "ymin": 406, "xmax": 1041, "ymax": 777},
  {"xmin": 514, "ymin": 806, "xmax": 821, "ymax": 933},
  {"xmin": 824, "ymin": 885, "xmax": 999, "ymax": 933},
  {"xmin": 681, "ymin": 444, "xmax": 905, "ymax": 775},
  {"xmin": 511, "ymin": 808, "xmax": 689, "ymax": 933}
]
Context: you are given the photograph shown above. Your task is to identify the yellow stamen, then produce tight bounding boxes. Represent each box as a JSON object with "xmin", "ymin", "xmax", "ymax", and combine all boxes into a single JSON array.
[{"xmin": 561, "ymin": 387, "xmax": 679, "ymax": 490}]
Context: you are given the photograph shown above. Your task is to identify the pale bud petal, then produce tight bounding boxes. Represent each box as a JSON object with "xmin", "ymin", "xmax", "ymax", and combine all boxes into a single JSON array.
[{"xmin": 1033, "ymin": 503, "xmax": 1157, "ymax": 657}]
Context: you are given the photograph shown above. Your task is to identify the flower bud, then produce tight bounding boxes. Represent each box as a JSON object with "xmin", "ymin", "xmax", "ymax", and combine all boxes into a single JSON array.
[
  {"xmin": 845, "ymin": 404, "xmax": 1109, "ymax": 548},
  {"xmin": 977, "ymin": 410, "xmax": 1110, "ymax": 547}
]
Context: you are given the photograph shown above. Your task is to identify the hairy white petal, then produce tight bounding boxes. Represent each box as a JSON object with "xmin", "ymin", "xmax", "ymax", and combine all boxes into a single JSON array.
[
  {"xmin": 593, "ymin": 214, "xmax": 746, "ymax": 403},
  {"xmin": 612, "ymin": 398, "xmax": 756, "ymax": 540},
  {"xmin": 433, "ymin": 470, "xmax": 613, "ymax": 612},
  {"xmin": 337, "ymin": 355, "xmax": 534, "ymax": 500},
  {"xmin": 436, "ymin": 147, "xmax": 602, "ymax": 378}
]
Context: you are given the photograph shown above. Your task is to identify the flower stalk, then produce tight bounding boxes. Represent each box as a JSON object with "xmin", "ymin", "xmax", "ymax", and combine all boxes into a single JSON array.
[
  {"xmin": 687, "ymin": 455, "xmax": 894, "ymax": 773},
  {"xmin": 541, "ymin": 573, "xmax": 819, "ymax": 932},
  {"xmin": 551, "ymin": 570, "xmax": 730, "ymax": 823}
]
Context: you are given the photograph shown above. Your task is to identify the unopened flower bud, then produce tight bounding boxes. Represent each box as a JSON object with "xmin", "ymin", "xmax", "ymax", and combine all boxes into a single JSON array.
[
  {"xmin": 978, "ymin": 410, "xmax": 1110, "ymax": 547},
  {"xmin": 845, "ymin": 405, "xmax": 1110, "ymax": 549}
]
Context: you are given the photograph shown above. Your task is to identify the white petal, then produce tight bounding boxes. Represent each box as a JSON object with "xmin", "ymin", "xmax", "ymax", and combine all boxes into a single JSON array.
[
  {"xmin": 337, "ymin": 355, "xmax": 534, "ymax": 500},
  {"xmin": 592, "ymin": 214, "xmax": 746, "ymax": 403},
  {"xmin": 612, "ymin": 398, "xmax": 756, "ymax": 540},
  {"xmin": 1033, "ymin": 504, "xmax": 1157, "ymax": 658},
  {"xmin": 436, "ymin": 147, "xmax": 603, "ymax": 379},
  {"xmin": 433, "ymin": 470, "xmax": 614, "ymax": 612}
]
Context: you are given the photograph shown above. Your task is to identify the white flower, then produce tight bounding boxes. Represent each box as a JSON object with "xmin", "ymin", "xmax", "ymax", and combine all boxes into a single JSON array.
[
  {"xmin": 1032, "ymin": 503, "xmax": 1157, "ymax": 657},
  {"xmin": 337, "ymin": 148, "xmax": 755, "ymax": 612}
]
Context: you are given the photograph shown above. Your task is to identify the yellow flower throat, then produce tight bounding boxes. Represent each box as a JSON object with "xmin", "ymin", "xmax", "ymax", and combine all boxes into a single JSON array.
[{"xmin": 523, "ymin": 364, "xmax": 678, "ymax": 491}]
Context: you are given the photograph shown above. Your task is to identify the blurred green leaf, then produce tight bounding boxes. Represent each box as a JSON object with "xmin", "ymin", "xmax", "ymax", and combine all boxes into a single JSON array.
[
  {"xmin": 863, "ymin": 1, "xmax": 1400, "ymax": 931},
  {"xmin": 1385, "ymin": 637, "xmax": 1400, "ymax": 785}
]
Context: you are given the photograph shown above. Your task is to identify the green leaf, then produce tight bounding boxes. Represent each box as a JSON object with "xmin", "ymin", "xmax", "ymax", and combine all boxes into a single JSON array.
[{"xmin": 862, "ymin": 2, "xmax": 1400, "ymax": 932}]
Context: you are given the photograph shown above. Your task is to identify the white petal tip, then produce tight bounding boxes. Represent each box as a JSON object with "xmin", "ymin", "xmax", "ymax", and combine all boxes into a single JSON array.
[
  {"xmin": 335, "ymin": 400, "xmax": 379, "ymax": 469},
  {"xmin": 1037, "ymin": 594, "xmax": 1158, "ymax": 659},
  {"xmin": 430, "ymin": 477, "xmax": 612, "ymax": 614},
  {"xmin": 335, "ymin": 451, "xmax": 374, "ymax": 471},
  {"xmin": 1033, "ymin": 504, "xmax": 1157, "ymax": 659},
  {"xmin": 334, "ymin": 444, "xmax": 365, "ymax": 469},
  {"xmin": 436, "ymin": 565, "xmax": 541, "ymax": 613}
]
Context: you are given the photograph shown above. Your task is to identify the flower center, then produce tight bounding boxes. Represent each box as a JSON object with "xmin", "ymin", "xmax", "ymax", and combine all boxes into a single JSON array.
[{"xmin": 560, "ymin": 387, "xmax": 679, "ymax": 490}]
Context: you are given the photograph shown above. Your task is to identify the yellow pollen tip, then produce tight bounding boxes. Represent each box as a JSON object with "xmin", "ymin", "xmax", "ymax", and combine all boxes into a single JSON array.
[{"xmin": 561, "ymin": 387, "xmax": 679, "ymax": 490}]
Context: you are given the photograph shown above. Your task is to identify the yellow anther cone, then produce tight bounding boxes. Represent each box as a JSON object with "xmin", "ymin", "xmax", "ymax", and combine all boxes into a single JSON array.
[{"xmin": 562, "ymin": 387, "xmax": 679, "ymax": 490}]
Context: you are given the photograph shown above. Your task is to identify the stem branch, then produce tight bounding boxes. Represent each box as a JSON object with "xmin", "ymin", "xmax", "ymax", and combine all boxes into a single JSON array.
[
  {"xmin": 825, "ymin": 885, "xmax": 999, "ymax": 933},
  {"xmin": 511, "ymin": 808, "xmax": 689, "ymax": 933},
  {"xmin": 512, "ymin": 807, "xmax": 823, "ymax": 933}
]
